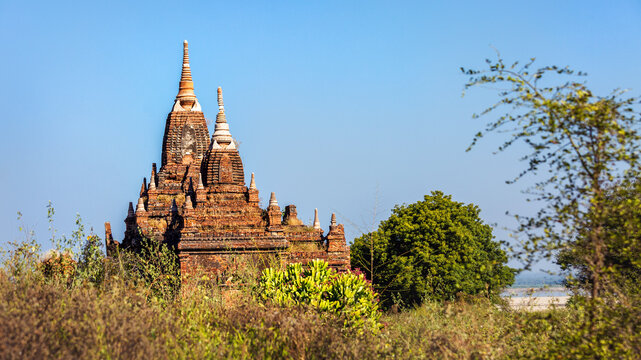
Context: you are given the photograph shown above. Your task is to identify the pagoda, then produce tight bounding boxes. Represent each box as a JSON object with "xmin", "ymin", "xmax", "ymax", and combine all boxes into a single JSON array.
[{"xmin": 105, "ymin": 41, "xmax": 350, "ymax": 278}]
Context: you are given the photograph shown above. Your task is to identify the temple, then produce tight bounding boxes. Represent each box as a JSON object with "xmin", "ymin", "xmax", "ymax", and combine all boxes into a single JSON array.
[{"xmin": 105, "ymin": 41, "xmax": 350, "ymax": 279}]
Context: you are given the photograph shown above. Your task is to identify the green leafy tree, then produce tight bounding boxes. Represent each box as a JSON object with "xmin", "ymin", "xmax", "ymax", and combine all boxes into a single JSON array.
[
  {"xmin": 462, "ymin": 56, "xmax": 641, "ymax": 302},
  {"xmin": 351, "ymin": 191, "xmax": 514, "ymax": 307},
  {"xmin": 462, "ymin": 56, "xmax": 641, "ymax": 356}
]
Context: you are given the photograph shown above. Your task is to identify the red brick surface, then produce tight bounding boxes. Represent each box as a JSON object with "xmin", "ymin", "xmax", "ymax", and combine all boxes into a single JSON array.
[{"xmin": 106, "ymin": 96, "xmax": 350, "ymax": 282}]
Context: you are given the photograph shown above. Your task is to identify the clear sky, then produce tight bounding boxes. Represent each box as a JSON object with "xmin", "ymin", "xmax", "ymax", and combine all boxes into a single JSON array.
[{"xmin": 1, "ymin": 1, "xmax": 640, "ymax": 271}]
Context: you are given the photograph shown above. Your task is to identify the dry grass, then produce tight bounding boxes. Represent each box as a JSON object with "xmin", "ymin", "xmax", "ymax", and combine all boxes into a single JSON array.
[
  {"xmin": 0, "ymin": 238, "xmax": 637, "ymax": 359},
  {"xmin": 0, "ymin": 269, "xmax": 570, "ymax": 359}
]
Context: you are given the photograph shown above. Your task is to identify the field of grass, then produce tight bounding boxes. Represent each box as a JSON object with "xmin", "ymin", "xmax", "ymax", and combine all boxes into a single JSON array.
[
  {"xmin": 1, "ymin": 234, "xmax": 639, "ymax": 359},
  {"xmin": 1, "ymin": 271, "xmax": 570, "ymax": 359}
]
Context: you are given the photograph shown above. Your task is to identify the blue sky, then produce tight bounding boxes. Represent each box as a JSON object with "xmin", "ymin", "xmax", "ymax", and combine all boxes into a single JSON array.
[{"xmin": 1, "ymin": 1, "xmax": 640, "ymax": 271}]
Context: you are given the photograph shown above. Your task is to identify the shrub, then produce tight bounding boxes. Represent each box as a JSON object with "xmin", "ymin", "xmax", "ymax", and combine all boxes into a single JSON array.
[
  {"xmin": 256, "ymin": 259, "xmax": 381, "ymax": 332},
  {"xmin": 38, "ymin": 250, "xmax": 76, "ymax": 284},
  {"xmin": 75, "ymin": 235, "xmax": 104, "ymax": 286},
  {"xmin": 351, "ymin": 191, "xmax": 515, "ymax": 307}
]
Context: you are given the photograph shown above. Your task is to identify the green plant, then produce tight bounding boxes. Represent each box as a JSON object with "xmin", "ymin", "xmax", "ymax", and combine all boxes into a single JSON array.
[
  {"xmin": 463, "ymin": 55, "xmax": 641, "ymax": 357},
  {"xmin": 75, "ymin": 234, "xmax": 105, "ymax": 286},
  {"xmin": 1, "ymin": 212, "xmax": 42, "ymax": 282},
  {"xmin": 462, "ymin": 56, "xmax": 641, "ymax": 301},
  {"xmin": 257, "ymin": 259, "xmax": 381, "ymax": 332},
  {"xmin": 122, "ymin": 237, "xmax": 181, "ymax": 303},
  {"xmin": 556, "ymin": 180, "xmax": 641, "ymax": 296},
  {"xmin": 351, "ymin": 191, "xmax": 514, "ymax": 307}
]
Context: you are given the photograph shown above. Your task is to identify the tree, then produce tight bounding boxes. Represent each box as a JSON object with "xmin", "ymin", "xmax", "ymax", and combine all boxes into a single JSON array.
[
  {"xmin": 461, "ymin": 56, "xmax": 641, "ymax": 302},
  {"xmin": 557, "ymin": 180, "xmax": 641, "ymax": 295},
  {"xmin": 351, "ymin": 191, "xmax": 514, "ymax": 307}
]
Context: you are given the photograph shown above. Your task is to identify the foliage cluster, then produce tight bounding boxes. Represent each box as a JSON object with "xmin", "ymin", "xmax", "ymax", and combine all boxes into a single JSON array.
[
  {"xmin": 462, "ymin": 56, "xmax": 641, "ymax": 297},
  {"xmin": 557, "ymin": 180, "xmax": 641, "ymax": 295},
  {"xmin": 257, "ymin": 259, "xmax": 381, "ymax": 331},
  {"xmin": 463, "ymin": 54, "xmax": 641, "ymax": 357},
  {"xmin": 351, "ymin": 191, "xmax": 515, "ymax": 307}
]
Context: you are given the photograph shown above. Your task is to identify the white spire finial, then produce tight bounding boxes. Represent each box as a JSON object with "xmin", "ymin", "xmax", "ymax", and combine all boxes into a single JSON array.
[
  {"xmin": 184, "ymin": 195, "xmax": 193, "ymax": 209},
  {"xmin": 269, "ymin": 192, "xmax": 279, "ymax": 207},
  {"xmin": 313, "ymin": 208, "xmax": 321, "ymax": 229},
  {"xmin": 211, "ymin": 87, "xmax": 233, "ymax": 146},
  {"xmin": 149, "ymin": 170, "xmax": 156, "ymax": 190},
  {"xmin": 249, "ymin": 173, "xmax": 257, "ymax": 190},
  {"xmin": 197, "ymin": 174, "xmax": 205, "ymax": 190},
  {"xmin": 136, "ymin": 197, "xmax": 146, "ymax": 213}
]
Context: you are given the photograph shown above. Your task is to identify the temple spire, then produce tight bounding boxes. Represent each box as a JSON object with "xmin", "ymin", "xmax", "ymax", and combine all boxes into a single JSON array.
[
  {"xmin": 330, "ymin": 213, "xmax": 337, "ymax": 226},
  {"xmin": 269, "ymin": 192, "xmax": 279, "ymax": 207},
  {"xmin": 212, "ymin": 87, "xmax": 233, "ymax": 145},
  {"xmin": 139, "ymin": 178, "xmax": 147, "ymax": 196},
  {"xmin": 184, "ymin": 195, "xmax": 193, "ymax": 209},
  {"xmin": 149, "ymin": 170, "xmax": 156, "ymax": 190},
  {"xmin": 127, "ymin": 202, "xmax": 135, "ymax": 218},
  {"xmin": 249, "ymin": 173, "xmax": 257, "ymax": 190},
  {"xmin": 136, "ymin": 197, "xmax": 146, "ymax": 213},
  {"xmin": 313, "ymin": 208, "xmax": 321, "ymax": 229},
  {"xmin": 175, "ymin": 40, "xmax": 197, "ymax": 110},
  {"xmin": 197, "ymin": 174, "xmax": 205, "ymax": 190}
]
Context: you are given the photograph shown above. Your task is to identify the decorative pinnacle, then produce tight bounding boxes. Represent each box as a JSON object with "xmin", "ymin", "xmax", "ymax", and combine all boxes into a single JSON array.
[
  {"xmin": 197, "ymin": 174, "xmax": 205, "ymax": 190},
  {"xmin": 136, "ymin": 197, "xmax": 146, "ymax": 212},
  {"xmin": 149, "ymin": 165, "xmax": 157, "ymax": 190},
  {"xmin": 330, "ymin": 213, "xmax": 337, "ymax": 226},
  {"xmin": 127, "ymin": 202, "xmax": 135, "ymax": 218},
  {"xmin": 184, "ymin": 195, "xmax": 193, "ymax": 209},
  {"xmin": 175, "ymin": 40, "xmax": 197, "ymax": 110},
  {"xmin": 217, "ymin": 86, "xmax": 224, "ymax": 112},
  {"xmin": 249, "ymin": 173, "xmax": 257, "ymax": 190},
  {"xmin": 212, "ymin": 86, "xmax": 233, "ymax": 145},
  {"xmin": 269, "ymin": 192, "xmax": 279, "ymax": 207},
  {"xmin": 313, "ymin": 208, "xmax": 321, "ymax": 229},
  {"xmin": 139, "ymin": 178, "xmax": 147, "ymax": 196}
]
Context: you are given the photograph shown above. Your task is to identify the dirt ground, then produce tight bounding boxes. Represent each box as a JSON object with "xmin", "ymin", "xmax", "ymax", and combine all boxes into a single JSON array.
[{"xmin": 507, "ymin": 295, "xmax": 570, "ymax": 311}]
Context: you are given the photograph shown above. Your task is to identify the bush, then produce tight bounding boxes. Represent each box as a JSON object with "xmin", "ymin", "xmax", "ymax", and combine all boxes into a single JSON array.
[
  {"xmin": 256, "ymin": 259, "xmax": 381, "ymax": 332},
  {"xmin": 38, "ymin": 250, "xmax": 76, "ymax": 284},
  {"xmin": 75, "ymin": 235, "xmax": 104, "ymax": 285},
  {"xmin": 351, "ymin": 191, "xmax": 515, "ymax": 307},
  {"xmin": 113, "ymin": 237, "xmax": 181, "ymax": 303}
]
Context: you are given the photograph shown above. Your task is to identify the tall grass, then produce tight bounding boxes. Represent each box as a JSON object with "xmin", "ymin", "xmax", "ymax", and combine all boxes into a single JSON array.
[{"xmin": 1, "ymin": 211, "xmax": 640, "ymax": 359}]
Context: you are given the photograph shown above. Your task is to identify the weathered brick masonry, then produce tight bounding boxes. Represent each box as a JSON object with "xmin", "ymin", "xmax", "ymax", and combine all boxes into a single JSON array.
[{"xmin": 105, "ymin": 41, "xmax": 350, "ymax": 279}]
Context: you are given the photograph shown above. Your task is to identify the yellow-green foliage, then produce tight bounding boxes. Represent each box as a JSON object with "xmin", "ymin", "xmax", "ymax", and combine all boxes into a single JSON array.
[{"xmin": 257, "ymin": 260, "xmax": 381, "ymax": 332}]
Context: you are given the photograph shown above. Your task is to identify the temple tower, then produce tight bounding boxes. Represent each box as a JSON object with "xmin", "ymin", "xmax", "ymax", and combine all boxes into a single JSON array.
[
  {"xmin": 106, "ymin": 41, "xmax": 350, "ymax": 279},
  {"xmin": 202, "ymin": 87, "xmax": 245, "ymax": 187},
  {"xmin": 161, "ymin": 41, "xmax": 210, "ymax": 167}
]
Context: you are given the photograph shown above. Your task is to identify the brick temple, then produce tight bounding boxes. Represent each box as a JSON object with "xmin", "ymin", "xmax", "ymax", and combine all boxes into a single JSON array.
[{"xmin": 105, "ymin": 41, "xmax": 350, "ymax": 278}]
